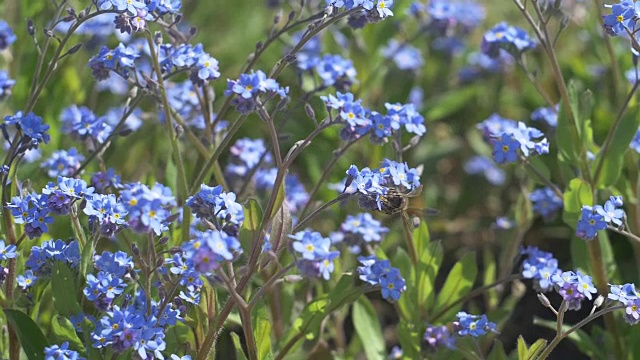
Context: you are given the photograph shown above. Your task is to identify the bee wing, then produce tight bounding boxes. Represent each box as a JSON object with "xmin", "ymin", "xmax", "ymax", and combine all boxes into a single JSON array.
[
  {"xmin": 405, "ymin": 185, "xmax": 423, "ymax": 198},
  {"xmin": 405, "ymin": 207, "xmax": 440, "ymax": 218}
]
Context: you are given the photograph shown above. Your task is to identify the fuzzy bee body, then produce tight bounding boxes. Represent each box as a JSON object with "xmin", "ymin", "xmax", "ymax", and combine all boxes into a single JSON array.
[{"xmin": 357, "ymin": 185, "xmax": 424, "ymax": 215}]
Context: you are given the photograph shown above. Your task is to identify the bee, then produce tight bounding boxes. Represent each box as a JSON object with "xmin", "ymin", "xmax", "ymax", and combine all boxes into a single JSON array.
[{"xmin": 357, "ymin": 185, "xmax": 437, "ymax": 218}]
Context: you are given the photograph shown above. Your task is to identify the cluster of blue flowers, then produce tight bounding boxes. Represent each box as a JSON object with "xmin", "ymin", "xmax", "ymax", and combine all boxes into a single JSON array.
[
  {"xmin": 531, "ymin": 104, "xmax": 559, "ymax": 127},
  {"xmin": 160, "ymin": 43, "xmax": 221, "ymax": 86},
  {"xmin": 463, "ymin": 155, "xmax": 506, "ymax": 186},
  {"xmin": 423, "ymin": 311, "xmax": 497, "ymax": 351},
  {"xmin": 322, "ymin": 92, "xmax": 427, "ymax": 143},
  {"xmin": 325, "ymin": 0, "xmax": 395, "ymax": 18},
  {"xmin": 477, "ymin": 114, "xmax": 549, "ymax": 164},
  {"xmin": 17, "ymin": 240, "xmax": 81, "ymax": 290},
  {"xmin": 331, "ymin": 212, "xmax": 389, "ymax": 254},
  {"xmin": 345, "ymin": 159, "xmax": 421, "ymax": 212},
  {"xmin": 0, "ymin": 70, "xmax": 15, "ymax": 100},
  {"xmin": 225, "ymin": 70, "xmax": 289, "ymax": 114},
  {"xmin": 88, "ymin": 43, "xmax": 140, "ymax": 81},
  {"xmin": 357, "ymin": 256, "xmax": 406, "ymax": 301},
  {"xmin": 60, "ymin": 105, "xmax": 141, "ymax": 144},
  {"xmin": 289, "ymin": 230, "xmax": 340, "ymax": 280},
  {"xmin": 41, "ymin": 148, "xmax": 85, "ymax": 178},
  {"xmin": 121, "ymin": 182, "xmax": 176, "ymax": 235},
  {"xmin": 2, "ymin": 111, "xmax": 50, "ymax": 157},
  {"xmin": 0, "ymin": 20, "xmax": 16, "ymax": 50},
  {"xmin": 521, "ymin": 246, "xmax": 598, "ymax": 310},
  {"xmin": 381, "ymin": 40, "xmax": 424, "ymax": 71},
  {"xmin": 608, "ymin": 283, "xmax": 640, "ymax": 324},
  {"xmin": 481, "ymin": 22, "xmax": 536, "ymax": 58},
  {"xmin": 84, "ymin": 251, "xmax": 134, "ymax": 310},
  {"xmin": 97, "ymin": 0, "xmax": 181, "ymax": 34},
  {"xmin": 44, "ymin": 342, "xmax": 85, "ymax": 360},
  {"xmin": 186, "ymin": 184, "xmax": 244, "ymax": 237},
  {"xmin": 576, "ymin": 196, "xmax": 625, "ymax": 240},
  {"xmin": 0, "ymin": 239, "xmax": 17, "ymax": 285},
  {"xmin": 530, "ymin": 186, "xmax": 564, "ymax": 221},
  {"xmin": 224, "ymin": 137, "xmax": 272, "ymax": 184}
]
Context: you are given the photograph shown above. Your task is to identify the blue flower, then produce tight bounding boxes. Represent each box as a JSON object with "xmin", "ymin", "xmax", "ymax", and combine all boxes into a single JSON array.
[
  {"xmin": 0, "ymin": 70, "xmax": 15, "ymax": 99},
  {"xmin": 44, "ymin": 341, "xmax": 85, "ymax": 360},
  {"xmin": 529, "ymin": 186, "xmax": 563, "ymax": 220},
  {"xmin": 40, "ymin": 148, "xmax": 84, "ymax": 178},
  {"xmin": 531, "ymin": 104, "xmax": 559, "ymax": 127},
  {"xmin": 625, "ymin": 298, "xmax": 640, "ymax": 324},
  {"xmin": 595, "ymin": 198, "xmax": 625, "ymax": 226},
  {"xmin": 0, "ymin": 21, "xmax": 16, "ymax": 50},
  {"xmin": 455, "ymin": 312, "xmax": 497, "ymax": 337},
  {"xmin": 315, "ymin": 54, "xmax": 357, "ymax": 88},
  {"xmin": 290, "ymin": 230, "xmax": 331, "ymax": 260},
  {"xmin": 576, "ymin": 205, "xmax": 608, "ymax": 240},
  {"xmin": 463, "ymin": 156, "xmax": 505, "ymax": 185},
  {"xmin": 481, "ymin": 22, "xmax": 536, "ymax": 58},
  {"xmin": 88, "ymin": 44, "xmax": 140, "ymax": 80},
  {"xmin": 492, "ymin": 134, "xmax": 520, "ymax": 163},
  {"xmin": 357, "ymin": 256, "xmax": 406, "ymax": 301},
  {"xmin": 0, "ymin": 240, "xmax": 17, "ymax": 261},
  {"xmin": 603, "ymin": 4, "xmax": 636, "ymax": 36},
  {"xmin": 380, "ymin": 268, "xmax": 405, "ymax": 301},
  {"xmin": 17, "ymin": 270, "xmax": 37, "ymax": 290},
  {"xmin": 376, "ymin": 0, "xmax": 394, "ymax": 17}
]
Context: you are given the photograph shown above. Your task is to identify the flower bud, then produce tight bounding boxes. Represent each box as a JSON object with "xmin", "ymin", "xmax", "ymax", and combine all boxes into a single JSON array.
[{"xmin": 537, "ymin": 293, "xmax": 551, "ymax": 308}]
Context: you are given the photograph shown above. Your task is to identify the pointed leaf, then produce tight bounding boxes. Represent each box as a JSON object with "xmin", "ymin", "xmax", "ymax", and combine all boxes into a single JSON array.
[
  {"xmin": 432, "ymin": 252, "xmax": 477, "ymax": 320},
  {"xmin": 50, "ymin": 315, "xmax": 85, "ymax": 354},
  {"xmin": 352, "ymin": 297, "xmax": 385, "ymax": 360},
  {"xmin": 51, "ymin": 262, "xmax": 82, "ymax": 317},
  {"xmin": 231, "ymin": 332, "xmax": 249, "ymax": 360},
  {"xmin": 416, "ymin": 240, "xmax": 443, "ymax": 311},
  {"xmin": 269, "ymin": 202, "xmax": 292, "ymax": 252},
  {"xmin": 562, "ymin": 178, "xmax": 593, "ymax": 228},
  {"xmin": 253, "ymin": 304, "xmax": 274, "ymax": 360},
  {"xmin": 517, "ymin": 336, "xmax": 528, "ymax": 360},
  {"xmin": 4, "ymin": 309, "xmax": 49, "ymax": 360},
  {"xmin": 243, "ymin": 197, "xmax": 263, "ymax": 231},
  {"xmin": 526, "ymin": 339, "xmax": 548, "ymax": 359}
]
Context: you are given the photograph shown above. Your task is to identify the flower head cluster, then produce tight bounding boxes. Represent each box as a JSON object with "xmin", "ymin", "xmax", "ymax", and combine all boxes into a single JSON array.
[
  {"xmin": 84, "ymin": 193, "xmax": 129, "ymax": 237},
  {"xmin": 182, "ymin": 229, "xmax": 242, "ymax": 274},
  {"xmin": 160, "ymin": 43, "xmax": 220, "ymax": 86},
  {"xmin": 121, "ymin": 182, "xmax": 176, "ymax": 235},
  {"xmin": 22, "ymin": 240, "xmax": 80, "ymax": 288},
  {"xmin": 164, "ymin": 252, "xmax": 205, "ymax": 305},
  {"xmin": 224, "ymin": 138, "xmax": 272, "ymax": 184},
  {"xmin": 91, "ymin": 168, "xmax": 123, "ymax": 192},
  {"xmin": 481, "ymin": 22, "xmax": 536, "ymax": 58},
  {"xmin": 0, "ymin": 20, "xmax": 16, "ymax": 50},
  {"xmin": 477, "ymin": 115, "xmax": 549, "ymax": 164},
  {"xmin": 88, "ymin": 43, "xmax": 140, "ymax": 81},
  {"xmin": 322, "ymin": 92, "xmax": 426, "ymax": 143},
  {"xmin": 84, "ymin": 252, "xmax": 134, "ymax": 310},
  {"xmin": 315, "ymin": 54, "xmax": 358, "ymax": 89},
  {"xmin": 186, "ymin": 184, "xmax": 244, "ymax": 237},
  {"xmin": 60, "ymin": 105, "xmax": 116, "ymax": 143},
  {"xmin": 381, "ymin": 40, "xmax": 424, "ymax": 71},
  {"xmin": 0, "ymin": 70, "xmax": 15, "ymax": 100},
  {"xmin": 97, "ymin": 0, "xmax": 181, "ymax": 33},
  {"xmin": 0, "ymin": 239, "xmax": 17, "ymax": 285},
  {"xmin": 7, "ymin": 192, "xmax": 54, "ymax": 239},
  {"xmin": 345, "ymin": 159, "xmax": 421, "ymax": 213},
  {"xmin": 576, "ymin": 196, "xmax": 625, "ymax": 240},
  {"xmin": 458, "ymin": 51, "xmax": 513, "ymax": 83},
  {"xmin": 357, "ymin": 256, "xmax": 406, "ymax": 301},
  {"xmin": 463, "ymin": 155, "xmax": 506, "ymax": 186},
  {"xmin": 331, "ymin": 213, "xmax": 389, "ymax": 254},
  {"xmin": 91, "ymin": 301, "xmax": 171, "ymax": 359},
  {"xmin": 44, "ymin": 342, "xmax": 85, "ymax": 360},
  {"xmin": 422, "ymin": 324, "xmax": 455, "ymax": 351},
  {"xmin": 531, "ymin": 104, "xmax": 559, "ymax": 127},
  {"xmin": 41, "ymin": 148, "xmax": 85, "ymax": 178},
  {"xmin": 608, "ymin": 283, "xmax": 640, "ymax": 324},
  {"xmin": 290, "ymin": 32, "xmax": 322, "ymax": 71},
  {"xmin": 326, "ymin": 0, "xmax": 395, "ymax": 18},
  {"xmin": 454, "ymin": 312, "xmax": 498, "ymax": 337},
  {"xmin": 2, "ymin": 111, "xmax": 50, "ymax": 150},
  {"xmin": 225, "ymin": 70, "xmax": 289, "ymax": 114},
  {"xmin": 521, "ymin": 246, "xmax": 597, "ymax": 310},
  {"xmin": 166, "ymin": 81, "xmax": 224, "ymax": 130},
  {"xmin": 422, "ymin": 0, "xmax": 485, "ymax": 33},
  {"xmin": 255, "ymin": 169, "xmax": 310, "ymax": 214},
  {"xmin": 530, "ymin": 186, "xmax": 563, "ymax": 221},
  {"xmin": 290, "ymin": 230, "xmax": 340, "ymax": 280}
]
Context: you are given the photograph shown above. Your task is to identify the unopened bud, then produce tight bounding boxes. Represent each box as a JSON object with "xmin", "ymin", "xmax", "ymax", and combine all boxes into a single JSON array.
[
  {"xmin": 559, "ymin": 300, "xmax": 569, "ymax": 313},
  {"xmin": 537, "ymin": 293, "xmax": 551, "ymax": 308},
  {"xmin": 154, "ymin": 31, "xmax": 163, "ymax": 46},
  {"xmin": 155, "ymin": 257, "xmax": 164, "ymax": 268},
  {"xmin": 131, "ymin": 243, "xmax": 140, "ymax": 256},
  {"xmin": 43, "ymin": 29, "xmax": 53, "ymax": 38},
  {"xmin": 189, "ymin": 26, "xmax": 197, "ymax": 37},
  {"xmin": 157, "ymin": 236, "xmax": 169, "ymax": 246},
  {"xmin": 67, "ymin": 43, "xmax": 82, "ymax": 55},
  {"xmin": 288, "ymin": 11, "xmax": 295, "ymax": 21},
  {"xmin": 304, "ymin": 103, "xmax": 316, "ymax": 121},
  {"xmin": 175, "ymin": 124, "xmax": 184, "ymax": 138},
  {"xmin": 276, "ymin": 96, "xmax": 290, "ymax": 111},
  {"xmin": 26, "ymin": 19, "xmax": 35, "ymax": 36},
  {"xmin": 284, "ymin": 275, "xmax": 303, "ymax": 283},
  {"xmin": 274, "ymin": 10, "xmax": 282, "ymax": 24}
]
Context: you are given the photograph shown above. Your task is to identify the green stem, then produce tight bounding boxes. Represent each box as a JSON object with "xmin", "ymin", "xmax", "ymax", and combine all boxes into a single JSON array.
[{"xmin": 145, "ymin": 32, "xmax": 189, "ymax": 202}]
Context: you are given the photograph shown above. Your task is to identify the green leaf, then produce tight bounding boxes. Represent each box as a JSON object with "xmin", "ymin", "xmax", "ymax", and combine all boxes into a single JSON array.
[
  {"xmin": 396, "ymin": 321, "xmax": 421, "ymax": 359},
  {"xmin": 483, "ymin": 249, "xmax": 498, "ymax": 309},
  {"xmin": 562, "ymin": 178, "xmax": 593, "ymax": 228},
  {"xmin": 570, "ymin": 236, "xmax": 592, "ymax": 274},
  {"xmin": 253, "ymin": 304, "xmax": 274, "ymax": 360},
  {"xmin": 424, "ymin": 85, "xmax": 479, "ymax": 122},
  {"xmin": 243, "ymin": 197, "xmax": 263, "ymax": 231},
  {"xmin": 50, "ymin": 315, "xmax": 85, "ymax": 354},
  {"xmin": 413, "ymin": 221, "xmax": 430, "ymax": 259},
  {"xmin": 231, "ymin": 332, "xmax": 249, "ymax": 360},
  {"xmin": 263, "ymin": 173, "xmax": 286, "ymax": 225},
  {"xmin": 3, "ymin": 309, "xmax": 49, "ymax": 360},
  {"xmin": 80, "ymin": 237, "xmax": 96, "ymax": 277},
  {"xmin": 281, "ymin": 275, "xmax": 365, "ymax": 351},
  {"xmin": 525, "ymin": 157, "xmax": 551, "ymax": 187},
  {"xmin": 432, "ymin": 252, "xmax": 477, "ymax": 320},
  {"xmin": 51, "ymin": 262, "xmax": 81, "ymax": 317},
  {"xmin": 517, "ymin": 336, "xmax": 528, "ymax": 360},
  {"xmin": 487, "ymin": 340, "xmax": 508, "ymax": 360},
  {"xmin": 526, "ymin": 339, "xmax": 547, "ymax": 359},
  {"xmin": 352, "ymin": 297, "xmax": 385, "ymax": 360},
  {"xmin": 416, "ymin": 240, "xmax": 443, "ymax": 312},
  {"xmin": 394, "ymin": 248, "xmax": 416, "ymax": 321},
  {"xmin": 594, "ymin": 103, "xmax": 640, "ymax": 187}
]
